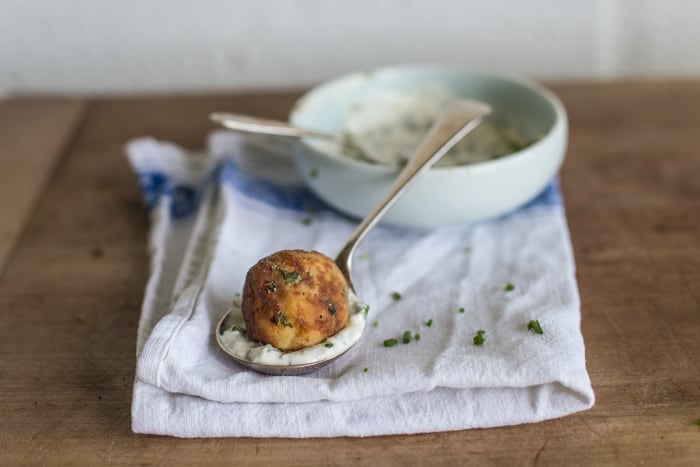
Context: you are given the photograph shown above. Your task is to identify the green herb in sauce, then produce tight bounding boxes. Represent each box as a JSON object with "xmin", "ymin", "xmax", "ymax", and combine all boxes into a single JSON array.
[
  {"xmin": 402, "ymin": 331, "xmax": 412, "ymax": 344},
  {"xmin": 372, "ymin": 320, "xmax": 379, "ymax": 327},
  {"xmin": 301, "ymin": 217, "xmax": 313, "ymax": 226},
  {"xmin": 383, "ymin": 338, "xmax": 398, "ymax": 347},
  {"xmin": 363, "ymin": 367, "xmax": 368, "ymax": 372},
  {"xmin": 414, "ymin": 333, "xmax": 420, "ymax": 341},
  {"xmin": 426, "ymin": 319, "xmax": 433, "ymax": 327},
  {"xmin": 309, "ymin": 168, "xmax": 319, "ymax": 178},
  {"xmin": 391, "ymin": 291, "xmax": 402, "ymax": 301},
  {"xmin": 458, "ymin": 307, "xmax": 465, "ymax": 313},
  {"xmin": 504, "ymin": 283, "xmax": 515, "ymax": 292},
  {"xmin": 324, "ymin": 342, "xmax": 334, "ymax": 348}
]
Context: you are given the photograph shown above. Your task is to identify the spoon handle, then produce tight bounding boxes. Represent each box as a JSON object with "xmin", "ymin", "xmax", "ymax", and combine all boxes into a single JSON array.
[
  {"xmin": 209, "ymin": 112, "xmax": 377, "ymax": 162},
  {"xmin": 335, "ymin": 99, "xmax": 492, "ymax": 290},
  {"xmin": 209, "ymin": 112, "xmax": 342, "ymax": 143}
]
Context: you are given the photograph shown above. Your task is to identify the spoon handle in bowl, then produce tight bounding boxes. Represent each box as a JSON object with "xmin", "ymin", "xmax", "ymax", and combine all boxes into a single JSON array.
[
  {"xmin": 335, "ymin": 99, "xmax": 491, "ymax": 290},
  {"xmin": 209, "ymin": 112, "xmax": 378, "ymax": 162}
]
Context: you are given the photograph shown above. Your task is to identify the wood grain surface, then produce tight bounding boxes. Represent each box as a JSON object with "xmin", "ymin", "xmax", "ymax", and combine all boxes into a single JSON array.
[
  {"xmin": 0, "ymin": 99, "xmax": 86, "ymax": 273},
  {"xmin": 0, "ymin": 83, "xmax": 698, "ymax": 466}
]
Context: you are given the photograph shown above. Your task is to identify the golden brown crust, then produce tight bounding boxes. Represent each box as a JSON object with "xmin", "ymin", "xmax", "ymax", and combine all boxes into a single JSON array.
[{"xmin": 241, "ymin": 250, "xmax": 349, "ymax": 351}]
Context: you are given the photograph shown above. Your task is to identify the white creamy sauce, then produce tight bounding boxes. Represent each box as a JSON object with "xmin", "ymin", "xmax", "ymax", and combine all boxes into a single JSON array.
[
  {"xmin": 331, "ymin": 85, "xmax": 534, "ymax": 168},
  {"xmin": 219, "ymin": 293, "xmax": 367, "ymax": 366}
]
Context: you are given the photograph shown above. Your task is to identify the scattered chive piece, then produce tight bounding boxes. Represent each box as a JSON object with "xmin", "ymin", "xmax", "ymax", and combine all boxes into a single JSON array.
[
  {"xmin": 363, "ymin": 367, "xmax": 368, "ymax": 373},
  {"xmin": 383, "ymin": 338, "xmax": 398, "ymax": 347},
  {"xmin": 458, "ymin": 307, "xmax": 465, "ymax": 313},
  {"xmin": 504, "ymin": 283, "xmax": 515, "ymax": 292},
  {"xmin": 402, "ymin": 330, "xmax": 412, "ymax": 344},
  {"xmin": 309, "ymin": 168, "xmax": 319, "ymax": 178},
  {"xmin": 324, "ymin": 342, "xmax": 334, "ymax": 348},
  {"xmin": 301, "ymin": 217, "xmax": 313, "ymax": 226},
  {"xmin": 362, "ymin": 304, "xmax": 370, "ymax": 315},
  {"xmin": 463, "ymin": 247, "xmax": 472, "ymax": 253},
  {"xmin": 473, "ymin": 330, "xmax": 486, "ymax": 346},
  {"xmin": 527, "ymin": 319, "xmax": 544, "ymax": 334},
  {"xmin": 372, "ymin": 321, "xmax": 379, "ymax": 327},
  {"xmin": 426, "ymin": 319, "xmax": 433, "ymax": 327},
  {"xmin": 358, "ymin": 253, "xmax": 369, "ymax": 261},
  {"xmin": 414, "ymin": 333, "xmax": 420, "ymax": 341},
  {"xmin": 391, "ymin": 291, "xmax": 402, "ymax": 301}
]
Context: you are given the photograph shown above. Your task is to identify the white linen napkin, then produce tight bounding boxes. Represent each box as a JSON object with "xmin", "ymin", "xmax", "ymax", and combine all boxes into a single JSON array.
[{"xmin": 126, "ymin": 132, "xmax": 594, "ymax": 438}]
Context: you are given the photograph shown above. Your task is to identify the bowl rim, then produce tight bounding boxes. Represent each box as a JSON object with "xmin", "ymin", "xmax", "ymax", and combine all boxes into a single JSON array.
[{"xmin": 289, "ymin": 64, "xmax": 568, "ymax": 174}]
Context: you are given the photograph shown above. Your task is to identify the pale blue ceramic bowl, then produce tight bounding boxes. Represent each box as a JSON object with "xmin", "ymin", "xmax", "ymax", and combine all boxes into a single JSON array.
[{"xmin": 289, "ymin": 65, "xmax": 567, "ymax": 228}]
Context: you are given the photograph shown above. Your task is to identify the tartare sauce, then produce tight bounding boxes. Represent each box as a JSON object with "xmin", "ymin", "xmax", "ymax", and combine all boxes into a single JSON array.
[
  {"xmin": 333, "ymin": 84, "xmax": 534, "ymax": 168},
  {"xmin": 219, "ymin": 293, "xmax": 367, "ymax": 366}
]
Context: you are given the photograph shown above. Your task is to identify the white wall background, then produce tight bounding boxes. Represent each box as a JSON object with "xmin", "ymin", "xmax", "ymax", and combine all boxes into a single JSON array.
[{"xmin": 1, "ymin": 0, "xmax": 699, "ymax": 96}]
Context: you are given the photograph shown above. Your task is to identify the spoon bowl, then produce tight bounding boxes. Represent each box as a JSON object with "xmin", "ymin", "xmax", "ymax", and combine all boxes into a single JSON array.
[{"xmin": 216, "ymin": 99, "xmax": 491, "ymax": 375}]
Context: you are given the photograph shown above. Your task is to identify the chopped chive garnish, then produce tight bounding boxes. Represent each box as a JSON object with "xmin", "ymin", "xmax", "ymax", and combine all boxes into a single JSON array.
[
  {"xmin": 473, "ymin": 329, "xmax": 486, "ymax": 346},
  {"xmin": 363, "ymin": 367, "xmax": 368, "ymax": 372},
  {"xmin": 458, "ymin": 307, "xmax": 465, "ymax": 313},
  {"xmin": 324, "ymin": 342, "xmax": 334, "ymax": 348},
  {"xmin": 527, "ymin": 319, "xmax": 544, "ymax": 334},
  {"xmin": 504, "ymin": 283, "xmax": 515, "ymax": 292},
  {"xmin": 309, "ymin": 168, "xmax": 319, "ymax": 178},
  {"xmin": 414, "ymin": 333, "xmax": 420, "ymax": 341},
  {"xmin": 402, "ymin": 330, "xmax": 412, "ymax": 344},
  {"xmin": 426, "ymin": 319, "xmax": 433, "ymax": 327},
  {"xmin": 272, "ymin": 310, "xmax": 293, "ymax": 328},
  {"xmin": 463, "ymin": 247, "xmax": 472, "ymax": 253},
  {"xmin": 362, "ymin": 304, "xmax": 370, "ymax": 315},
  {"xmin": 383, "ymin": 338, "xmax": 398, "ymax": 347},
  {"xmin": 358, "ymin": 254, "xmax": 369, "ymax": 261},
  {"xmin": 271, "ymin": 264, "xmax": 302, "ymax": 285},
  {"xmin": 391, "ymin": 291, "xmax": 402, "ymax": 300},
  {"xmin": 301, "ymin": 217, "xmax": 313, "ymax": 226},
  {"xmin": 372, "ymin": 321, "xmax": 379, "ymax": 327}
]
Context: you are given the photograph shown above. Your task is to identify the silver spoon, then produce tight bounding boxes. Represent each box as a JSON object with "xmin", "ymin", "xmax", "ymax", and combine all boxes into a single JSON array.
[
  {"xmin": 209, "ymin": 112, "xmax": 378, "ymax": 163},
  {"xmin": 216, "ymin": 99, "xmax": 491, "ymax": 375}
]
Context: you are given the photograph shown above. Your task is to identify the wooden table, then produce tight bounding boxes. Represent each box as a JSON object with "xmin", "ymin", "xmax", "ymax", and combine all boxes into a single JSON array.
[{"xmin": 1, "ymin": 83, "xmax": 698, "ymax": 465}]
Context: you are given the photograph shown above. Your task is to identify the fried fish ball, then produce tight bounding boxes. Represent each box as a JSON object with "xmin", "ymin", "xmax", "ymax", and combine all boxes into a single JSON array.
[{"xmin": 241, "ymin": 249, "xmax": 349, "ymax": 352}]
